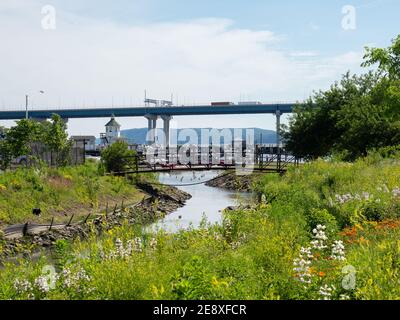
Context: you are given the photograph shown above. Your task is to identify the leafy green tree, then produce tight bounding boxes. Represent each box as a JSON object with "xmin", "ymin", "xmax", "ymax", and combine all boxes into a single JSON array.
[
  {"xmin": 101, "ymin": 140, "xmax": 137, "ymax": 173},
  {"xmin": 42, "ymin": 114, "xmax": 71, "ymax": 166},
  {"xmin": 362, "ymin": 35, "xmax": 400, "ymax": 79},
  {"xmin": 0, "ymin": 138, "xmax": 12, "ymax": 170},
  {"xmin": 283, "ymin": 72, "xmax": 380, "ymax": 160},
  {"xmin": 283, "ymin": 35, "xmax": 400, "ymax": 161},
  {"xmin": 6, "ymin": 119, "xmax": 42, "ymax": 159}
]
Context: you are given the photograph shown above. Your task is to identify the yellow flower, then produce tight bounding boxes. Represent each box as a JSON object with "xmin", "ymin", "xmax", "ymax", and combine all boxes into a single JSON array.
[
  {"xmin": 355, "ymin": 223, "xmax": 364, "ymax": 231},
  {"xmin": 211, "ymin": 276, "xmax": 229, "ymax": 288},
  {"xmin": 63, "ymin": 174, "xmax": 73, "ymax": 181},
  {"xmin": 151, "ymin": 285, "xmax": 165, "ymax": 298}
]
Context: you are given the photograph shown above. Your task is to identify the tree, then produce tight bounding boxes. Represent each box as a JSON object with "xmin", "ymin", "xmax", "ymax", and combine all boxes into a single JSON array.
[
  {"xmin": 101, "ymin": 140, "xmax": 137, "ymax": 173},
  {"xmin": 0, "ymin": 127, "xmax": 12, "ymax": 170},
  {"xmin": 42, "ymin": 114, "xmax": 71, "ymax": 166},
  {"xmin": 362, "ymin": 35, "xmax": 400, "ymax": 80},
  {"xmin": 283, "ymin": 72, "xmax": 380, "ymax": 160},
  {"xmin": 6, "ymin": 119, "xmax": 42, "ymax": 159},
  {"xmin": 283, "ymin": 35, "xmax": 400, "ymax": 161}
]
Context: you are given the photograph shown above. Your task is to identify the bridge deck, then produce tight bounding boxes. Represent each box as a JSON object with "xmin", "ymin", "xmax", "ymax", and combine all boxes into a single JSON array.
[{"xmin": 0, "ymin": 103, "xmax": 294, "ymax": 120}]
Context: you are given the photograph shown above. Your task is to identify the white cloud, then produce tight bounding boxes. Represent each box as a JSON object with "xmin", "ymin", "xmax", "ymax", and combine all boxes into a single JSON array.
[
  {"xmin": 0, "ymin": 1, "xmax": 363, "ymax": 135},
  {"xmin": 290, "ymin": 51, "xmax": 320, "ymax": 57}
]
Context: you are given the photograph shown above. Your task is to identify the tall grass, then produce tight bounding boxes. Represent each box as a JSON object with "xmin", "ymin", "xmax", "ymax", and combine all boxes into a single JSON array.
[{"xmin": 0, "ymin": 161, "xmax": 144, "ymax": 225}]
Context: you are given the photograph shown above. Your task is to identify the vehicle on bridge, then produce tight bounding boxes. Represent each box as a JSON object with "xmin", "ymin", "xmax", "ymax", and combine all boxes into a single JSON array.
[
  {"xmin": 211, "ymin": 102, "xmax": 235, "ymax": 106},
  {"xmin": 238, "ymin": 101, "xmax": 262, "ymax": 105}
]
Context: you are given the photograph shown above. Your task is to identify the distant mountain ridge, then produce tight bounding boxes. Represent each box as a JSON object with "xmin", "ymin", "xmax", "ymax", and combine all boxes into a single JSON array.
[{"xmin": 120, "ymin": 128, "xmax": 277, "ymax": 145}]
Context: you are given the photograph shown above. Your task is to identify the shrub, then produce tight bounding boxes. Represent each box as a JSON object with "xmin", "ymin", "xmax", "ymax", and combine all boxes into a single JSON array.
[{"xmin": 101, "ymin": 141, "xmax": 137, "ymax": 173}]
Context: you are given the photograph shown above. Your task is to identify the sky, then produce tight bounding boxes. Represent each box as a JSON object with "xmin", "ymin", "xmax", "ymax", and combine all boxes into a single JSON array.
[{"xmin": 0, "ymin": 0, "xmax": 399, "ymax": 136}]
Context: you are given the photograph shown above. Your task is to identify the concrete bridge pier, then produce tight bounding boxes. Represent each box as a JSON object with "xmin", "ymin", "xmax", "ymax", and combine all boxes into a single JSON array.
[
  {"xmin": 145, "ymin": 114, "xmax": 158, "ymax": 145},
  {"xmin": 275, "ymin": 110, "xmax": 281, "ymax": 147},
  {"xmin": 161, "ymin": 115, "xmax": 172, "ymax": 147}
]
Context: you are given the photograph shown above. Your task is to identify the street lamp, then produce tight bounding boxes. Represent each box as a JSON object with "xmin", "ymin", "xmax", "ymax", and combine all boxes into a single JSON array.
[{"xmin": 25, "ymin": 91, "xmax": 45, "ymax": 119}]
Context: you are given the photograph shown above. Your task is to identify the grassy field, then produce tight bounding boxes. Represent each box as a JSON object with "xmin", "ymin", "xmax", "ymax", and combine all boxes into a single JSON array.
[
  {"xmin": 0, "ymin": 155, "xmax": 399, "ymax": 300},
  {"xmin": 0, "ymin": 161, "xmax": 146, "ymax": 226}
]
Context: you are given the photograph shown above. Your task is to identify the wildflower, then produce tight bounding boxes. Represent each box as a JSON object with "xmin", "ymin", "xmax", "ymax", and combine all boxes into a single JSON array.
[
  {"xmin": 115, "ymin": 238, "xmax": 124, "ymax": 256},
  {"xmin": 149, "ymin": 237, "xmax": 158, "ymax": 250},
  {"xmin": 319, "ymin": 284, "xmax": 335, "ymax": 300},
  {"xmin": 61, "ymin": 268, "xmax": 73, "ymax": 288},
  {"xmin": 134, "ymin": 237, "xmax": 143, "ymax": 252},
  {"xmin": 34, "ymin": 276, "xmax": 50, "ymax": 294},
  {"xmin": 362, "ymin": 192, "xmax": 370, "ymax": 201},
  {"xmin": 331, "ymin": 240, "xmax": 346, "ymax": 261},
  {"xmin": 392, "ymin": 187, "xmax": 400, "ymax": 198},
  {"xmin": 75, "ymin": 269, "xmax": 91, "ymax": 283},
  {"xmin": 125, "ymin": 240, "xmax": 133, "ymax": 256},
  {"xmin": 14, "ymin": 279, "xmax": 33, "ymax": 294},
  {"xmin": 60, "ymin": 267, "xmax": 91, "ymax": 291},
  {"xmin": 311, "ymin": 225, "xmax": 328, "ymax": 250},
  {"xmin": 335, "ymin": 191, "xmax": 374, "ymax": 204},
  {"xmin": 293, "ymin": 246, "xmax": 313, "ymax": 284},
  {"xmin": 335, "ymin": 194, "xmax": 353, "ymax": 204},
  {"xmin": 340, "ymin": 294, "xmax": 351, "ymax": 300}
]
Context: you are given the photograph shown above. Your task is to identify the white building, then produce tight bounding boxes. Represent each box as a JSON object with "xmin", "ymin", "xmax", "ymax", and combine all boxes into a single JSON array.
[{"xmin": 103, "ymin": 115, "xmax": 121, "ymax": 145}]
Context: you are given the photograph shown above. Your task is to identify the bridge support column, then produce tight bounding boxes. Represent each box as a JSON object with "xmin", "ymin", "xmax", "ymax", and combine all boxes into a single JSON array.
[
  {"xmin": 161, "ymin": 115, "xmax": 172, "ymax": 147},
  {"xmin": 145, "ymin": 114, "xmax": 158, "ymax": 145}
]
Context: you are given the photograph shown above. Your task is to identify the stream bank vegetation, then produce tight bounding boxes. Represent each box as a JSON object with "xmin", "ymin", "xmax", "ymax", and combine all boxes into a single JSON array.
[
  {"xmin": 0, "ymin": 160, "xmax": 145, "ymax": 226},
  {"xmin": 1, "ymin": 151, "xmax": 399, "ymax": 300}
]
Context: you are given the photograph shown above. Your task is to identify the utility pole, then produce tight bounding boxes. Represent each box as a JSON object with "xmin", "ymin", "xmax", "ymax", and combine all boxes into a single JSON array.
[
  {"xmin": 25, "ymin": 95, "xmax": 29, "ymax": 119},
  {"xmin": 25, "ymin": 91, "xmax": 44, "ymax": 120}
]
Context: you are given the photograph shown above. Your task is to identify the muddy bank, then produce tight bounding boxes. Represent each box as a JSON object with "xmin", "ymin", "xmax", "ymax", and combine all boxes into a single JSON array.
[
  {"xmin": 0, "ymin": 183, "xmax": 191, "ymax": 258},
  {"xmin": 205, "ymin": 171, "xmax": 260, "ymax": 192}
]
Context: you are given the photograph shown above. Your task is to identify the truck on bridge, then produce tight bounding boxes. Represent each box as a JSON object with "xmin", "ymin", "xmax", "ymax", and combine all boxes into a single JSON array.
[{"xmin": 211, "ymin": 102, "xmax": 235, "ymax": 106}]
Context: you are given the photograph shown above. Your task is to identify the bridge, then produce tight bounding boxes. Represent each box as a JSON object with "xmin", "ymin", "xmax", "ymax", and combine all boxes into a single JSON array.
[
  {"xmin": 0, "ymin": 103, "xmax": 294, "ymax": 120},
  {"xmin": 112, "ymin": 148, "xmax": 300, "ymax": 176},
  {"xmin": 0, "ymin": 103, "xmax": 295, "ymax": 146}
]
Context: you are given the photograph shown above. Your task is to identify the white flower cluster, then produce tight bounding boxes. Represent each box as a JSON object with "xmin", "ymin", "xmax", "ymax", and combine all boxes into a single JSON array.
[
  {"xmin": 13, "ymin": 267, "xmax": 92, "ymax": 299},
  {"xmin": 335, "ymin": 192, "xmax": 371, "ymax": 204},
  {"xmin": 293, "ymin": 225, "xmax": 347, "ymax": 295},
  {"xmin": 293, "ymin": 246, "xmax": 313, "ymax": 284},
  {"xmin": 331, "ymin": 240, "xmax": 346, "ymax": 261},
  {"xmin": 60, "ymin": 267, "xmax": 91, "ymax": 291},
  {"xmin": 311, "ymin": 225, "xmax": 328, "ymax": 250},
  {"xmin": 319, "ymin": 284, "xmax": 336, "ymax": 300},
  {"xmin": 14, "ymin": 279, "xmax": 33, "ymax": 294},
  {"xmin": 103, "ymin": 237, "xmax": 158, "ymax": 260},
  {"xmin": 134, "ymin": 237, "xmax": 143, "ymax": 253},
  {"xmin": 34, "ymin": 276, "xmax": 51, "ymax": 294}
]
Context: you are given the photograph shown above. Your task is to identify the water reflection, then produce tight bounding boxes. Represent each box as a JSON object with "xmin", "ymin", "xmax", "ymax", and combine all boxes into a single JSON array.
[{"xmin": 151, "ymin": 171, "xmax": 250, "ymax": 233}]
